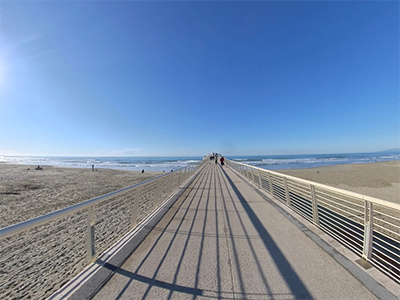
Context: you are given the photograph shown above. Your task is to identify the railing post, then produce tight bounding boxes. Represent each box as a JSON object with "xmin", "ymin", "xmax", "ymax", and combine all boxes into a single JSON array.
[
  {"xmin": 268, "ymin": 173, "xmax": 274, "ymax": 195},
  {"xmin": 169, "ymin": 172, "xmax": 175, "ymax": 196},
  {"xmin": 174, "ymin": 171, "xmax": 179, "ymax": 191},
  {"xmin": 258, "ymin": 169, "xmax": 262, "ymax": 187},
  {"xmin": 86, "ymin": 205, "xmax": 96, "ymax": 263},
  {"xmin": 155, "ymin": 178, "xmax": 162, "ymax": 206},
  {"xmin": 283, "ymin": 177, "xmax": 291, "ymax": 206},
  {"xmin": 310, "ymin": 185, "xmax": 320, "ymax": 225},
  {"xmin": 183, "ymin": 168, "xmax": 186, "ymax": 182},
  {"xmin": 362, "ymin": 201, "xmax": 373, "ymax": 260},
  {"xmin": 132, "ymin": 185, "xmax": 141, "ymax": 227},
  {"xmin": 178, "ymin": 169, "xmax": 182, "ymax": 186},
  {"xmin": 251, "ymin": 167, "xmax": 255, "ymax": 183}
]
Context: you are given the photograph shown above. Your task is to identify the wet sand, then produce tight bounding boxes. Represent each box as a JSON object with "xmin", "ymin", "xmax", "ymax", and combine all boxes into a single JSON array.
[
  {"xmin": 275, "ymin": 160, "xmax": 400, "ymax": 204},
  {"xmin": 0, "ymin": 164, "xmax": 163, "ymax": 228}
]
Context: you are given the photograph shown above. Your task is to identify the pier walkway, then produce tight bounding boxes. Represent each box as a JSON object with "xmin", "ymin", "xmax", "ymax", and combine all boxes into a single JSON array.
[{"xmin": 88, "ymin": 163, "xmax": 390, "ymax": 300}]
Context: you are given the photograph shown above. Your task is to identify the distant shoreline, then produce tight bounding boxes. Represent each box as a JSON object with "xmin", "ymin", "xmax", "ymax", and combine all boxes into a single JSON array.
[
  {"xmin": 2, "ymin": 151, "xmax": 399, "ymax": 172},
  {"xmin": 0, "ymin": 162, "xmax": 165, "ymax": 173}
]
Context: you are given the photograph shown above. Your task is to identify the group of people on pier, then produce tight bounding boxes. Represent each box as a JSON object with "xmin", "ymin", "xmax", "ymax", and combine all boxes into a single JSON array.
[{"xmin": 209, "ymin": 153, "xmax": 225, "ymax": 166}]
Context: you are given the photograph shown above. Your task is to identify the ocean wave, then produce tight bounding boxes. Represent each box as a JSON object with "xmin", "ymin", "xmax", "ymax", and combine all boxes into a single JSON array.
[
  {"xmin": 247, "ymin": 157, "xmax": 349, "ymax": 166},
  {"xmin": 0, "ymin": 156, "xmax": 203, "ymax": 171},
  {"xmin": 231, "ymin": 153, "xmax": 400, "ymax": 170}
]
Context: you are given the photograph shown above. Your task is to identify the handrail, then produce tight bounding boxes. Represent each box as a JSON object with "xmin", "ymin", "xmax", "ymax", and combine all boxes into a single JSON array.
[
  {"xmin": 227, "ymin": 160, "xmax": 400, "ymax": 210},
  {"xmin": 225, "ymin": 158, "xmax": 400, "ymax": 284},
  {"xmin": 0, "ymin": 172, "xmax": 168, "ymax": 241}
]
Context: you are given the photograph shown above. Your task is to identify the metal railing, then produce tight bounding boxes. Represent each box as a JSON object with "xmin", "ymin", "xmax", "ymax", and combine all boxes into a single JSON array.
[
  {"xmin": 0, "ymin": 161, "xmax": 206, "ymax": 300},
  {"xmin": 226, "ymin": 159, "xmax": 400, "ymax": 284}
]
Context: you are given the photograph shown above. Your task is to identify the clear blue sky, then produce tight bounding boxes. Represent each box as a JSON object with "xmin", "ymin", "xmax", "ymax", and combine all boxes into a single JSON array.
[{"xmin": 0, "ymin": 1, "xmax": 398, "ymax": 157}]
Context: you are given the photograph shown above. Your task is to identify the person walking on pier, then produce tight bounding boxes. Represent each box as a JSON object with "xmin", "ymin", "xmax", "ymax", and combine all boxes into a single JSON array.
[{"xmin": 220, "ymin": 156, "xmax": 225, "ymax": 166}]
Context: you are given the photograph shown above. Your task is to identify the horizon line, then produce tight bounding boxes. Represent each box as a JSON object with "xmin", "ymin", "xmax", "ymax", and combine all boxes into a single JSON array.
[{"xmin": 1, "ymin": 149, "xmax": 399, "ymax": 158}]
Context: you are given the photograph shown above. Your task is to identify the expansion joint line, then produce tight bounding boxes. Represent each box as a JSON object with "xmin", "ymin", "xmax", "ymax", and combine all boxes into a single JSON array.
[{"xmin": 215, "ymin": 165, "xmax": 237, "ymax": 299}]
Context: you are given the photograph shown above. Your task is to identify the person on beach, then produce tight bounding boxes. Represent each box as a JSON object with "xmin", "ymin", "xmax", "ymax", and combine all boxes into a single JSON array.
[
  {"xmin": 220, "ymin": 156, "xmax": 225, "ymax": 166},
  {"xmin": 141, "ymin": 169, "xmax": 144, "ymax": 174}
]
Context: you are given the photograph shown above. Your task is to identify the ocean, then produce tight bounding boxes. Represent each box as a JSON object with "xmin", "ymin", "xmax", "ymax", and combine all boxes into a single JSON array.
[
  {"xmin": 228, "ymin": 151, "xmax": 400, "ymax": 170},
  {"xmin": 1, "ymin": 151, "xmax": 399, "ymax": 172}
]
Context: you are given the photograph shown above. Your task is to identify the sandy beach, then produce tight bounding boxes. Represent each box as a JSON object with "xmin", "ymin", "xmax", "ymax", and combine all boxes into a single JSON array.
[
  {"xmin": 0, "ymin": 164, "xmax": 163, "ymax": 228},
  {"xmin": 275, "ymin": 160, "xmax": 400, "ymax": 204}
]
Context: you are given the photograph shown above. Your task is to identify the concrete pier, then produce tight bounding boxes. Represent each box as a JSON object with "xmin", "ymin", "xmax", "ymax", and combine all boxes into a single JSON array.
[{"xmin": 85, "ymin": 163, "xmax": 395, "ymax": 299}]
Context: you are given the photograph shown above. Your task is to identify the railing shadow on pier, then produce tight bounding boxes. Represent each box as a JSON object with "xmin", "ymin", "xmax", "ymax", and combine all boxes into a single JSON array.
[
  {"xmin": 91, "ymin": 164, "xmax": 307, "ymax": 300},
  {"xmin": 220, "ymin": 167, "xmax": 313, "ymax": 300},
  {"xmin": 91, "ymin": 165, "xmax": 211, "ymax": 300}
]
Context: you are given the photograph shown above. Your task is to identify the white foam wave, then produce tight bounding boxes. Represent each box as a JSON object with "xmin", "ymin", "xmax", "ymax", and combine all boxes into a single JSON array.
[
  {"xmin": 0, "ymin": 156, "xmax": 203, "ymax": 171},
  {"xmin": 241, "ymin": 157, "xmax": 350, "ymax": 166}
]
